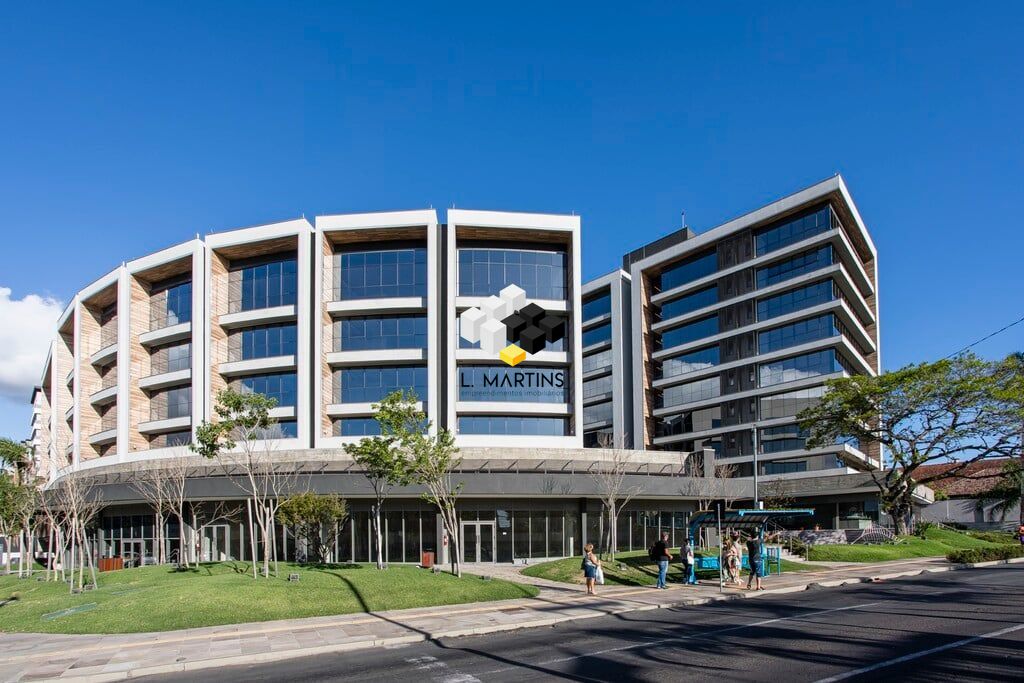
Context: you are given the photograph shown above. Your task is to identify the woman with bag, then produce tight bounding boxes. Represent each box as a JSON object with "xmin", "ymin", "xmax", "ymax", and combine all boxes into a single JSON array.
[{"xmin": 581, "ymin": 543, "xmax": 602, "ymax": 595}]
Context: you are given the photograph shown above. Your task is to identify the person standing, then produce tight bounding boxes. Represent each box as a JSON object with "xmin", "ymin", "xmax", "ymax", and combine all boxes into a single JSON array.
[
  {"xmin": 581, "ymin": 543, "xmax": 601, "ymax": 595},
  {"xmin": 726, "ymin": 532, "xmax": 742, "ymax": 585},
  {"xmin": 680, "ymin": 536, "xmax": 697, "ymax": 585},
  {"xmin": 746, "ymin": 533, "xmax": 764, "ymax": 591},
  {"xmin": 652, "ymin": 532, "xmax": 672, "ymax": 589}
]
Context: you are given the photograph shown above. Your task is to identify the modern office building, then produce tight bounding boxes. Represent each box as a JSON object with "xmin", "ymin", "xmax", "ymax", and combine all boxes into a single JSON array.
[{"xmin": 26, "ymin": 175, "xmax": 899, "ymax": 565}]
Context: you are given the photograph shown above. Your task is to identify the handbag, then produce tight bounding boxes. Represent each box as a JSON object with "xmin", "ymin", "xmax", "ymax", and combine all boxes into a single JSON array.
[{"xmin": 595, "ymin": 565, "xmax": 605, "ymax": 585}]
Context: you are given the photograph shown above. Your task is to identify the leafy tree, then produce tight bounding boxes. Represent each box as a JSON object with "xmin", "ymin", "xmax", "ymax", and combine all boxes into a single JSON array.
[
  {"xmin": 0, "ymin": 438, "xmax": 29, "ymax": 485},
  {"xmin": 973, "ymin": 459, "xmax": 1024, "ymax": 523},
  {"xmin": 407, "ymin": 422, "xmax": 462, "ymax": 577},
  {"xmin": 343, "ymin": 391, "xmax": 418, "ymax": 570},
  {"xmin": 800, "ymin": 353, "xmax": 1023, "ymax": 535},
  {"xmin": 277, "ymin": 492, "xmax": 348, "ymax": 564}
]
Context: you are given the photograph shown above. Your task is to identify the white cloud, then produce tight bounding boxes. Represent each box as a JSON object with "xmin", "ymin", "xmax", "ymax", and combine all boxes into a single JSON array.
[{"xmin": 0, "ymin": 287, "xmax": 64, "ymax": 402}]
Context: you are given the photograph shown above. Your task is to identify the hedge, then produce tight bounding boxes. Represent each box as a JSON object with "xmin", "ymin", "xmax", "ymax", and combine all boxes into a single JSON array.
[{"xmin": 946, "ymin": 545, "xmax": 1024, "ymax": 564}]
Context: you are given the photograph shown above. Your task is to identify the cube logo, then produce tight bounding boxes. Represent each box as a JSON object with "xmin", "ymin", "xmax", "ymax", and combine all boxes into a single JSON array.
[{"xmin": 459, "ymin": 284, "xmax": 566, "ymax": 366}]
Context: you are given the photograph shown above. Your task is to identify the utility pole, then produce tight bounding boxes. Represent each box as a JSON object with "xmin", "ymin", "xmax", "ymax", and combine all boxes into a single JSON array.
[{"xmin": 751, "ymin": 425, "xmax": 760, "ymax": 510}]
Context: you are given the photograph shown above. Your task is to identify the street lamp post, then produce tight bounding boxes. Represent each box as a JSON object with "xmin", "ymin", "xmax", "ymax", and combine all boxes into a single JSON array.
[{"xmin": 751, "ymin": 424, "xmax": 760, "ymax": 510}]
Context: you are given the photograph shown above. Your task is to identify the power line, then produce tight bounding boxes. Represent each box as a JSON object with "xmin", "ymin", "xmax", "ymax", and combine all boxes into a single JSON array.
[{"xmin": 946, "ymin": 313, "xmax": 1024, "ymax": 359}]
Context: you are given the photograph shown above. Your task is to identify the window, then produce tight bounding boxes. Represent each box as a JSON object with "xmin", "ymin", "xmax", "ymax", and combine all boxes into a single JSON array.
[
  {"xmin": 584, "ymin": 429, "xmax": 613, "ymax": 447},
  {"xmin": 150, "ymin": 278, "xmax": 192, "ymax": 329},
  {"xmin": 755, "ymin": 205, "xmax": 831, "ymax": 256},
  {"xmin": 759, "ymin": 424, "xmax": 808, "ymax": 453},
  {"xmin": 759, "ymin": 349, "xmax": 851, "ymax": 387},
  {"xmin": 582, "ymin": 293, "xmax": 611, "ymax": 321},
  {"xmin": 759, "ymin": 386, "xmax": 826, "ymax": 419},
  {"xmin": 583, "ymin": 374, "xmax": 613, "ymax": 399},
  {"xmin": 336, "ymin": 247, "xmax": 427, "ymax": 300},
  {"xmin": 151, "ymin": 342, "xmax": 191, "ymax": 375},
  {"xmin": 656, "ymin": 407, "xmax": 722, "ymax": 437},
  {"xmin": 757, "ymin": 281, "xmax": 835, "ymax": 321},
  {"xmin": 237, "ymin": 324, "xmax": 297, "ymax": 360},
  {"xmin": 275, "ymin": 420, "xmax": 298, "ymax": 438},
  {"xmin": 457, "ymin": 248, "xmax": 568, "ymax": 300},
  {"xmin": 333, "ymin": 418, "xmax": 381, "ymax": 437},
  {"xmin": 583, "ymin": 348, "xmax": 613, "ymax": 373},
  {"xmin": 758, "ymin": 314, "xmax": 839, "ymax": 353},
  {"xmin": 458, "ymin": 366, "xmax": 568, "ymax": 403},
  {"xmin": 762, "ymin": 460, "xmax": 808, "ymax": 475},
  {"xmin": 656, "ymin": 251, "xmax": 717, "ymax": 292},
  {"xmin": 458, "ymin": 416, "xmax": 568, "ymax": 436},
  {"xmin": 659, "ymin": 345, "xmax": 719, "ymax": 380},
  {"xmin": 583, "ymin": 323, "xmax": 612, "ymax": 347},
  {"xmin": 153, "ymin": 386, "xmax": 191, "ymax": 420},
  {"xmin": 756, "ymin": 245, "xmax": 833, "ymax": 289},
  {"xmin": 150, "ymin": 430, "xmax": 191, "ymax": 448},
  {"xmin": 659, "ymin": 315, "xmax": 718, "ymax": 350},
  {"xmin": 337, "ymin": 315, "xmax": 427, "ymax": 351},
  {"xmin": 459, "ymin": 316, "xmax": 566, "ymax": 351},
  {"xmin": 658, "ymin": 286, "xmax": 718, "ymax": 321},
  {"xmin": 336, "ymin": 366, "xmax": 427, "ymax": 404},
  {"xmin": 233, "ymin": 256, "xmax": 297, "ymax": 312},
  {"xmin": 659, "ymin": 376, "xmax": 720, "ymax": 408},
  {"xmin": 582, "ymin": 401, "xmax": 613, "ymax": 425},
  {"xmin": 236, "ymin": 372, "xmax": 297, "ymax": 407}
]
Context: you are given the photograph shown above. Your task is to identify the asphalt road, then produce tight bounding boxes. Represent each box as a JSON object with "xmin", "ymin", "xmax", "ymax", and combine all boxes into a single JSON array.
[{"xmin": 140, "ymin": 565, "xmax": 1024, "ymax": 682}]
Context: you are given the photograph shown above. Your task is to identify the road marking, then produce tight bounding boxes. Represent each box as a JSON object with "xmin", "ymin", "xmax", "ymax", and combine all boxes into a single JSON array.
[
  {"xmin": 477, "ymin": 601, "xmax": 882, "ymax": 675},
  {"xmin": 813, "ymin": 622, "xmax": 1024, "ymax": 683}
]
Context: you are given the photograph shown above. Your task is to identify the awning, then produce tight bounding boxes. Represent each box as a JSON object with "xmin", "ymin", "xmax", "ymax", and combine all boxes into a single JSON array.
[{"xmin": 688, "ymin": 508, "xmax": 814, "ymax": 537}]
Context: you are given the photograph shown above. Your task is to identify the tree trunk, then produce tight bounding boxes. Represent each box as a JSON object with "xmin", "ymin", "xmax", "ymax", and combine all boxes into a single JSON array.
[
  {"xmin": 3, "ymin": 533, "xmax": 10, "ymax": 575},
  {"xmin": 247, "ymin": 497, "xmax": 257, "ymax": 579},
  {"xmin": 607, "ymin": 502, "xmax": 617, "ymax": 562},
  {"xmin": 46, "ymin": 523, "xmax": 54, "ymax": 581},
  {"xmin": 371, "ymin": 502, "xmax": 384, "ymax": 570}
]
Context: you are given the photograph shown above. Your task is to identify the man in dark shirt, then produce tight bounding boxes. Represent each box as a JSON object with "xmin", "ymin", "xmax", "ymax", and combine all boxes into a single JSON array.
[
  {"xmin": 746, "ymin": 534, "xmax": 763, "ymax": 591},
  {"xmin": 652, "ymin": 532, "xmax": 672, "ymax": 589}
]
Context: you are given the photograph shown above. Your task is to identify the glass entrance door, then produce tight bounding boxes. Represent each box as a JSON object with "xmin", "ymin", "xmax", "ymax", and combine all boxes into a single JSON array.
[
  {"xmin": 202, "ymin": 525, "xmax": 230, "ymax": 562},
  {"xmin": 461, "ymin": 522, "xmax": 496, "ymax": 563},
  {"xmin": 122, "ymin": 539, "xmax": 144, "ymax": 568}
]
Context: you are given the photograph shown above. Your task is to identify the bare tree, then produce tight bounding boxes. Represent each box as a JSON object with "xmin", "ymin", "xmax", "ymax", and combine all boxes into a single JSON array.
[
  {"xmin": 190, "ymin": 500, "xmax": 241, "ymax": 562},
  {"xmin": 715, "ymin": 463, "xmax": 741, "ymax": 510},
  {"xmin": 591, "ymin": 433, "xmax": 641, "ymax": 561},
  {"xmin": 130, "ymin": 462, "xmax": 172, "ymax": 565},
  {"xmin": 48, "ymin": 473, "xmax": 103, "ymax": 593}
]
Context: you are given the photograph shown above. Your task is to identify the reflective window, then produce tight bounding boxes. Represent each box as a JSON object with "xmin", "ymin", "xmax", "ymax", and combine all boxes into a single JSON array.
[
  {"xmin": 333, "ymin": 418, "xmax": 382, "ymax": 437},
  {"xmin": 583, "ymin": 374, "xmax": 613, "ymax": 398},
  {"xmin": 583, "ymin": 323, "xmax": 612, "ymax": 347},
  {"xmin": 762, "ymin": 460, "xmax": 808, "ymax": 475},
  {"xmin": 583, "ymin": 429, "xmax": 613, "ymax": 447},
  {"xmin": 238, "ymin": 324, "xmax": 297, "ymax": 360},
  {"xmin": 153, "ymin": 386, "xmax": 191, "ymax": 420},
  {"xmin": 659, "ymin": 376, "xmax": 720, "ymax": 408},
  {"xmin": 151, "ymin": 342, "xmax": 191, "ymax": 375},
  {"xmin": 760, "ymin": 424, "xmax": 809, "ymax": 453},
  {"xmin": 759, "ymin": 386, "xmax": 826, "ymax": 420},
  {"xmin": 656, "ymin": 407, "xmax": 722, "ymax": 437},
  {"xmin": 336, "ymin": 366, "xmax": 427, "ymax": 404},
  {"xmin": 151, "ymin": 430, "xmax": 192, "ymax": 448},
  {"xmin": 458, "ymin": 416, "xmax": 568, "ymax": 435},
  {"xmin": 151, "ymin": 278, "xmax": 192, "ymax": 329},
  {"xmin": 756, "ymin": 245, "xmax": 833, "ymax": 289},
  {"xmin": 457, "ymin": 248, "xmax": 568, "ymax": 300},
  {"xmin": 656, "ymin": 250, "xmax": 717, "ymax": 292},
  {"xmin": 236, "ymin": 372, "xmax": 297, "ymax": 407},
  {"xmin": 757, "ymin": 281, "xmax": 834, "ymax": 321},
  {"xmin": 337, "ymin": 315, "xmax": 427, "ymax": 351},
  {"xmin": 758, "ymin": 314, "xmax": 839, "ymax": 353},
  {"xmin": 336, "ymin": 248, "xmax": 427, "ymax": 300},
  {"xmin": 759, "ymin": 349, "xmax": 851, "ymax": 387},
  {"xmin": 659, "ymin": 345, "xmax": 719, "ymax": 380},
  {"xmin": 582, "ymin": 401, "xmax": 613, "ymax": 425},
  {"xmin": 458, "ymin": 366, "xmax": 568, "ymax": 403},
  {"xmin": 659, "ymin": 315, "xmax": 718, "ymax": 350},
  {"xmin": 582, "ymin": 293, "xmax": 611, "ymax": 321},
  {"xmin": 275, "ymin": 420, "xmax": 298, "ymax": 438},
  {"xmin": 659, "ymin": 286, "xmax": 717, "ymax": 321},
  {"xmin": 235, "ymin": 257, "xmax": 297, "ymax": 312},
  {"xmin": 755, "ymin": 205, "xmax": 831, "ymax": 256},
  {"xmin": 583, "ymin": 348, "xmax": 613, "ymax": 373}
]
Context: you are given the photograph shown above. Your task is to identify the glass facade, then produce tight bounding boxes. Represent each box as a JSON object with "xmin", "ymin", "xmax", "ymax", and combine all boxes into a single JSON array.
[
  {"xmin": 763, "ymin": 460, "xmax": 808, "ymax": 475},
  {"xmin": 583, "ymin": 374, "xmax": 613, "ymax": 398},
  {"xmin": 333, "ymin": 417, "xmax": 381, "ymax": 437},
  {"xmin": 659, "ymin": 315, "xmax": 718, "ymax": 350},
  {"xmin": 659, "ymin": 376, "xmax": 720, "ymax": 408},
  {"xmin": 238, "ymin": 323, "xmax": 297, "ymax": 360},
  {"xmin": 759, "ymin": 386, "xmax": 826, "ymax": 420},
  {"xmin": 582, "ymin": 293, "xmax": 611, "ymax": 320},
  {"xmin": 658, "ymin": 285, "xmax": 717, "ymax": 321},
  {"xmin": 336, "ymin": 366, "xmax": 428, "ymax": 404},
  {"xmin": 458, "ymin": 366, "xmax": 568, "ymax": 403},
  {"xmin": 755, "ymin": 205, "xmax": 831, "ymax": 256},
  {"xmin": 337, "ymin": 315, "xmax": 427, "ymax": 351},
  {"xmin": 150, "ymin": 430, "xmax": 192, "ymax": 448},
  {"xmin": 236, "ymin": 372, "xmax": 297, "ymax": 407},
  {"xmin": 656, "ymin": 250, "xmax": 717, "ymax": 292},
  {"xmin": 582, "ymin": 348, "xmax": 612, "ymax": 373},
  {"xmin": 153, "ymin": 386, "xmax": 191, "ymax": 420},
  {"xmin": 656, "ymin": 407, "xmax": 721, "ymax": 438},
  {"xmin": 583, "ymin": 401, "xmax": 613, "ymax": 425},
  {"xmin": 151, "ymin": 341, "xmax": 191, "ymax": 375},
  {"xmin": 151, "ymin": 278, "xmax": 192, "ymax": 329},
  {"xmin": 336, "ymin": 247, "xmax": 427, "ymax": 300},
  {"xmin": 758, "ymin": 314, "xmax": 839, "ymax": 353},
  {"xmin": 457, "ymin": 248, "xmax": 568, "ymax": 300},
  {"xmin": 659, "ymin": 345, "xmax": 719, "ymax": 380},
  {"xmin": 759, "ymin": 424, "xmax": 809, "ymax": 453},
  {"xmin": 759, "ymin": 349, "xmax": 851, "ymax": 388},
  {"xmin": 275, "ymin": 420, "xmax": 298, "ymax": 438},
  {"xmin": 756, "ymin": 245, "xmax": 833, "ymax": 289},
  {"xmin": 757, "ymin": 281, "xmax": 834, "ymax": 321},
  {"xmin": 234, "ymin": 256, "xmax": 297, "ymax": 312},
  {"xmin": 582, "ymin": 322, "xmax": 612, "ymax": 347},
  {"xmin": 458, "ymin": 416, "xmax": 568, "ymax": 436}
]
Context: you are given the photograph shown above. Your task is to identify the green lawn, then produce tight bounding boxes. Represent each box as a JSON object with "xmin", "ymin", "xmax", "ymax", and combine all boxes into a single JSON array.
[
  {"xmin": 521, "ymin": 549, "xmax": 826, "ymax": 587},
  {"xmin": 0, "ymin": 562, "xmax": 538, "ymax": 634},
  {"xmin": 806, "ymin": 527, "xmax": 1008, "ymax": 563}
]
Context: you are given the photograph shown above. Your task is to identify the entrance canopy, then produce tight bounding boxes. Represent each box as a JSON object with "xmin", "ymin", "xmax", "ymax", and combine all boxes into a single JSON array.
[{"xmin": 688, "ymin": 508, "xmax": 814, "ymax": 538}]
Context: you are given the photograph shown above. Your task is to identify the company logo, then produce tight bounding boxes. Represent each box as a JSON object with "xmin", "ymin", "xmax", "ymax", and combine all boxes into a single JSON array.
[{"xmin": 458, "ymin": 284, "xmax": 566, "ymax": 366}]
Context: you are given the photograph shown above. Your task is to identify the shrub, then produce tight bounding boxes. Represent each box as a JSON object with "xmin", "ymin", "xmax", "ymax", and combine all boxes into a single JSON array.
[
  {"xmin": 946, "ymin": 545, "xmax": 1024, "ymax": 564},
  {"xmin": 914, "ymin": 521, "xmax": 936, "ymax": 538}
]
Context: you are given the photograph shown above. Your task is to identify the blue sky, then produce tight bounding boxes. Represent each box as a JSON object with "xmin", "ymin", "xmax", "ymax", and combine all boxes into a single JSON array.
[{"xmin": 1, "ymin": 3, "xmax": 1021, "ymax": 438}]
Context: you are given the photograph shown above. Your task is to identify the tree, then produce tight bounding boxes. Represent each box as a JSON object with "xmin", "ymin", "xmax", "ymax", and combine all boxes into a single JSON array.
[
  {"xmin": 47, "ymin": 473, "xmax": 102, "ymax": 593},
  {"xmin": 714, "ymin": 463, "xmax": 741, "ymax": 510},
  {"xmin": 0, "ymin": 438, "xmax": 29, "ymax": 485},
  {"xmin": 343, "ymin": 391, "xmax": 417, "ymax": 570},
  {"xmin": 972, "ymin": 459, "xmax": 1024, "ymax": 522},
  {"xmin": 193, "ymin": 388, "xmax": 299, "ymax": 578},
  {"xmin": 408, "ymin": 423, "xmax": 462, "ymax": 577},
  {"xmin": 800, "ymin": 353, "xmax": 1023, "ymax": 535},
  {"xmin": 277, "ymin": 492, "xmax": 348, "ymax": 564},
  {"xmin": 591, "ymin": 432, "xmax": 641, "ymax": 561}
]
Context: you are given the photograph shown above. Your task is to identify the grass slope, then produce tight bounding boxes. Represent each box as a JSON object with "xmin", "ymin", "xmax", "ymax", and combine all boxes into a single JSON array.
[
  {"xmin": 806, "ymin": 527, "xmax": 1007, "ymax": 563},
  {"xmin": 0, "ymin": 562, "xmax": 538, "ymax": 634},
  {"xmin": 521, "ymin": 549, "xmax": 825, "ymax": 587}
]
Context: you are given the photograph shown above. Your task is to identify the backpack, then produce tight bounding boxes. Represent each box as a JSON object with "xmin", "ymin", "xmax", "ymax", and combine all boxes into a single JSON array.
[{"xmin": 648, "ymin": 544, "xmax": 658, "ymax": 562}]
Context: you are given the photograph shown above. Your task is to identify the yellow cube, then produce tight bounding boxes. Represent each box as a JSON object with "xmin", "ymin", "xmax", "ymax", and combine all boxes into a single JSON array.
[{"xmin": 500, "ymin": 344, "xmax": 526, "ymax": 367}]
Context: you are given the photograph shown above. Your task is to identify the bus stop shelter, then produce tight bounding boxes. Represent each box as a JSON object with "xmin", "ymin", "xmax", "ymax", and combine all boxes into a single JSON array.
[{"xmin": 688, "ymin": 508, "xmax": 814, "ymax": 580}]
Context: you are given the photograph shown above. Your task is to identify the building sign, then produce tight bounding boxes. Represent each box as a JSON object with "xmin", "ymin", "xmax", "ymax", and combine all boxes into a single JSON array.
[
  {"xmin": 459, "ymin": 366, "xmax": 568, "ymax": 403},
  {"xmin": 459, "ymin": 284, "xmax": 566, "ymax": 366}
]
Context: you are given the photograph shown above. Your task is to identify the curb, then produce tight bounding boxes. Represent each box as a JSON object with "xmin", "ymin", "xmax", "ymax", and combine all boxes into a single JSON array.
[{"xmin": 28, "ymin": 557, "xmax": 1024, "ymax": 682}]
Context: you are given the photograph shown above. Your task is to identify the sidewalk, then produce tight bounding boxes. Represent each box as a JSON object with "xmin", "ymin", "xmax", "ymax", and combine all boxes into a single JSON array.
[{"xmin": 1, "ymin": 556, "xmax": 1021, "ymax": 683}]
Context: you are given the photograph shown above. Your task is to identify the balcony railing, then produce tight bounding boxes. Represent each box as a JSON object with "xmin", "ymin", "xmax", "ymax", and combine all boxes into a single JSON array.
[
  {"xmin": 149, "ymin": 354, "xmax": 191, "ymax": 376},
  {"xmin": 150, "ymin": 406, "xmax": 192, "ymax": 423}
]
